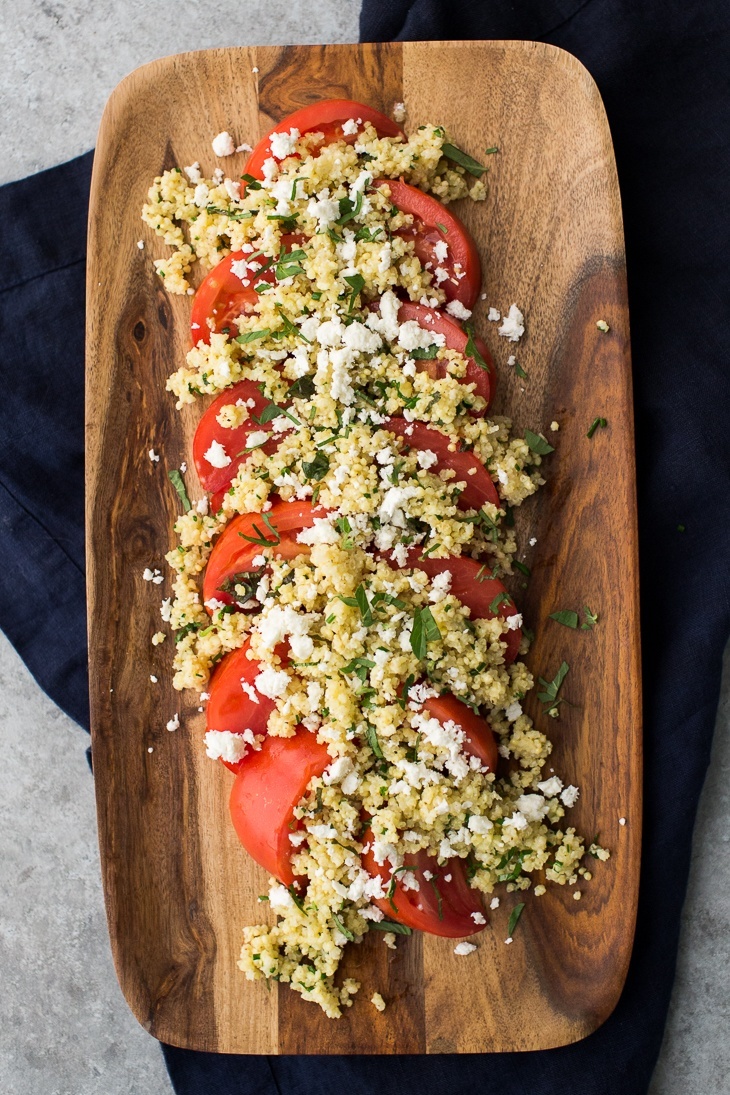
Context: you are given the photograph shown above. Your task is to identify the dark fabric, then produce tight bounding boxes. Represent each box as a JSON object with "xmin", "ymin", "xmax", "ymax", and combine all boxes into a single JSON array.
[
  {"xmin": 0, "ymin": 151, "xmax": 93, "ymax": 731},
  {"xmin": 1, "ymin": 1, "xmax": 729, "ymax": 1092}
]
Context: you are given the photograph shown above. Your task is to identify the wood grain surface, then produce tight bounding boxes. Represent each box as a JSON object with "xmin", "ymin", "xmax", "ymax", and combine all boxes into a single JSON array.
[{"xmin": 86, "ymin": 41, "xmax": 641, "ymax": 1055}]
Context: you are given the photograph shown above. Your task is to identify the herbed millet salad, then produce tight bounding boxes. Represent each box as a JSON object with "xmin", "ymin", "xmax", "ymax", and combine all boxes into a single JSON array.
[{"xmin": 141, "ymin": 100, "xmax": 608, "ymax": 1019}]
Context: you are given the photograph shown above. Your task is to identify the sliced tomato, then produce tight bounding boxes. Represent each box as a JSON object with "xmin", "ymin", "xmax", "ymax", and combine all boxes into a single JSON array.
[
  {"xmin": 396, "ymin": 300, "xmax": 494, "ymax": 412},
  {"xmin": 384, "ymin": 548, "xmax": 522, "ymax": 663},
  {"xmin": 422, "ymin": 692, "xmax": 498, "ymax": 773},
  {"xmin": 206, "ymin": 639, "xmax": 276, "ymax": 773},
  {"xmin": 383, "ymin": 418, "xmax": 499, "ymax": 509},
  {"xmin": 229, "ymin": 727, "xmax": 332, "ymax": 885},
  {"xmin": 377, "ymin": 179, "xmax": 481, "ymax": 309},
  {"xmin": 190, "ymin": 233, "xmax": 302, "ymax": 345},
  {"xmin": 192, "ymin": 380, "xmax": 275, "ymax": 495},
  {"xmin": 243, "ymin": 99, "xmax": 405, "ymax": 183},
  {"xmin": 361, "ymin": 838, "xmax": 485, "ymax": 937},
  {"xmin": 203, "ymin": 500, "xmax": 320, "ymax": 610}
]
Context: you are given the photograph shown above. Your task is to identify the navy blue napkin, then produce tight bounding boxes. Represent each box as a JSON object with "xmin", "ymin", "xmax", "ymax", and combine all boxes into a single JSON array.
[{"xmin": 1, "ymin": 0, "xmax": 729, "ymax": 1090}]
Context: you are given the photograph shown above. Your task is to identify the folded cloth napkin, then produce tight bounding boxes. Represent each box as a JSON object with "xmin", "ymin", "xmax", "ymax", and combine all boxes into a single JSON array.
[{"xmin": 1, "ymin": 0, "xmax": 728, "ymax": 1091}]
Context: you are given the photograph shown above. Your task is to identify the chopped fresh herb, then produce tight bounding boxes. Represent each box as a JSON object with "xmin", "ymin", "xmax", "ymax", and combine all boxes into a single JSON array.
[
  {"xmin": 287, "ymin": 886, "xmax": 305, "ymax": 913},
  {"xmin": 513, "ymin": 560, "xmax": 531, "ymax": 577},
  {"xmin": 332, "ymin": 912, "xmax": 355, "ymax": 942},
  {"xmin": 241, "ymin": 173, "xmax": 263, "ymax": 190},
  {"xmin": 355, "ymin": 584, "xmax": 373, "ymax": 626},
  {"xmin": 238, "ymin": 512, "xmax": 281, "ymax": 547},
  {"xmin": 368, "ymin": 920, "xmax": 412, "ymax": 935},
  {"xmin": 441, "ymin": 142, "xmax": 487, "ymax": 177},
  {"xmin": 288, "ymin": 375, "xmax": 316, "ymax": 399},
  {"xmin": 336, "ymin": 189, "xmax": 364, "ymax": 226},
  {"xmin": 236, "ymin": 328, "xmax": 271, "ymax": 344},
  {"xmin": 366, "ymin": 722, "xmax": 384, "ymax": 759},
  {"xmin": 302, "ymin": 452, "xmax": 330, "ymax": 482},
  {"xmin": 436, "ymin": 222, "xmax": 448, "ymax": 234},
  {"xmin": 266, "ymin": 213, "xmax": 299, "ymax": 233},
  {"xmin": 344, "ymin": 273, "xmax": 365, "ymax": 313},
  {"xmin": 205, "ymin": 205, "xmax": 251, "ymax": 221},
  {"xmin": 398, "ymin": 673, "xmax": 415, "ymax": 710},
  {"xmin": 549, "ymin": 610, "xmax": 579, "ymax": 629},
  {"xmin": 354, "ymin": 224, "xmax": 383, "ymax": 243},
  {"xmin": 537, "ymin": 661, "xmax": 570, "ymax": 717},
  {"xmin": 587, "ymin": 416, "xmax": 608, "ymax": 439},
  {"xmin": 409, "ymin": 344, "xmax": 439, "ymax": 360},
  {"xmin": 513, "ymin": 359, "xmax": 528, "ymax": 379},
  {"xmin": 410, "ymin": 606, "xmax": 441, "ymax": 660},
  {"xmin": 525, "ymin": 429, "xmax": 555, "ymax": 455},
  {"xmin": 507, "ymin": 902, "xmax": 526, "ymax": 936},
  {"xmin": 334, "ymin": 515, "xmax": 354, "ymax": 550},
  {"xmin": 275, "ymin": 246, "xmax": 307, "ymax": 281},
  {"xmin": 218, "ymin": 566, "xmax": 266, "ymax": 605},
  {"xmin": 484, "ymin": 146, "xmax": 500, "ymax": 155},
  {"xmin": 167, "ymin": 469, "xmax": 191, "ymax": 512},
  {"xmin": 254, "ymin": 402, "xmax": 300, "ymax": 426},
  {"xmin": 582, "ymin": 606, "xmax": 599, "ymax": 630},
  {"xmin": 463, "ymin": 323, "xmax": 491, "ymax": 372},
  {"xmin": 489, "ymin": 591, "xmax": 510, "ymax": 613},
  {"xmin": 340, "ymin": 657, "xmax": 375, "ymax": 685}
]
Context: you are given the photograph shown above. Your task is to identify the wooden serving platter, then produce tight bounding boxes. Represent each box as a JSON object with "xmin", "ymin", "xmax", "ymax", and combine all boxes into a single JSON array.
[{"xmin": 86, "ymin": 41, "xmax": 641, "ymax": 1054}]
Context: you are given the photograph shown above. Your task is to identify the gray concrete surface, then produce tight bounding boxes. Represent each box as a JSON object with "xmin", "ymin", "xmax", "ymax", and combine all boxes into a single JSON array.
[{"xmin": 0, "ymin": 3, "xmax": 728, "ymax": 1092}]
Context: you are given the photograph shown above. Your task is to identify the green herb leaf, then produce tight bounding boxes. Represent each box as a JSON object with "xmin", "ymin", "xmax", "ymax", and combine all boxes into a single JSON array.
[
  {"xmin": 287, "ymin": 886, "xmax": 305, "ymax": 913},
  {"xmin": 355, "ymin": 584, "xmax": 374, "ymax": 627},
  {"xmin": 336, "ymin": 189, "xmax": 364, "ymax": 226},
  {"xmin": 441, "ymin": 142, "xmax": 487, "ymax": 178},
  {"xmin": 340, "ymin": 656, "xmax": 375, "ymax": 685},
  {"xmin": 218, "ymin": 566, "xmax": 266, "ymax": 604},
  {"xmin": 463, "ymin": 323, "xmax": 491, "ymax": 373},
  {"xmin": 241, "ymin": 173, "xmax": 263, "ymax": 190},
  {"xmin": 274, "ymin": 246, "xmax": 307, "ymax": 281},
  {"xmin": 507, "ymin": 902, "xmax": 526, "ymax": 936},
  {"xmin": 513, "ymin": 359, "xmax": 528, "ymax": 379},
  {"xmin": 581, "ymin": 606, "xmax": 599, "ymax": 630},
  {"xmin": 288, "ymin": 375, "xmax": 315, "ymax": 399},
  {"xmin": 236, "ymin": 328, "xmax": 271, "ymax": 344},
  {"xmin": 549, "ymin": 610, "xmax": 579, "ymax": 629},
  {"xmin": 366, "ymin": 722, "xmax": 384, "ymax": 759},
  {"xmin": 354, "ymin": 224, "xmax": 383, "ymax": 243},
  {"xmin": 344, "ymin": 273, "xmax": 365, "ymax": 313},
  {"xmin": 525, "ymin": 430, "xmax": 555, "ymax": 455},
  {"xmin": 302, "ymin": 452, "xmax": 330, "ymax": 482},
  {"xmin": 332, "ymin": 912, "xmax": 355, "ymax": 942},
  {"xmin": 254, "ymin": 402, "xmax": 300, "ymax": 426},
  {"xmin": 436, "ymin": 222, "xmax": 448, "ymax": 234},
  {"xmin": 368, "ymin": 920, "xmax": 412, "ymax": 935},
  {"xmin": 238, "ymin": 513, "xmax": 281, "ymax": 547},
  {"xmin": 537, "ymin": 661, "xmax": 570, "ymax": 715},
  {"xmin": 587, "ymin": 416, "xmax": 608, "ymax": 439},
  {"xmin": 513, "ymin": 560, "xmax": 531, "ymax": 577},
  {"xmin": 205, "ymin": 205, "xmax": 252, "ymax": 221},
  {"xmin": 168, "ymin": 470, "xmax": 191, "ymax": 512},
  {"xmin": 489, "ymin": 591, "xmax": 510, "ymax": 613},
  {"xmin": 484, "ymin": 146, "xmax": 500, "ymax": 155},
  {"xmin": 410, "ymin": 606, "xmax": 442, "ymax": 660},
  {"xmin": 409, "ymin": 344, "xmax": 439, "ymax": 360}
]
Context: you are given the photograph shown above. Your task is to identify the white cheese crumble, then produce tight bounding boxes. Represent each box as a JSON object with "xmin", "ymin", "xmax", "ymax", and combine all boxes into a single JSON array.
[
  {"xmin": 445, "ymin": 300, "xmax": 472, "ymax": 320},
  {"xmin": 204, "ymin": 730, "xmax": 250, "ymax": 763},
  {"xmin": 166, "ymin": 713, "xmax": 180, "ymax": 732},
  {"xmin": 211, "ymin": 131, "xmax": 236, "ymax": 157},
  {"xmin": 148, "ymin": 449, "xmax": 159, "ymax": 462},
  {"xmin": 270, "ymin": 128, "xmax": 300, "ymax": 160},
  {"xmin": 560, "ymin": 785, "xmax": 580, "ymax": 808},
  {"xmin": 254, "ymin": 666, "xmax": 290, "ymax": 699},
  {"xmin": 498, "ymin": 303, "xmax": 525, "ymax": 342},
  {"xmin": 454, "ymin": 942, "xmax": 476, "ymax": 956},
  {"xmin": 204, "ymin": 439, "xmax": 231, "ymax": 468},
  {"xmin": 487, "ymin": 307, "xmax": 501, "ymax": 322}
]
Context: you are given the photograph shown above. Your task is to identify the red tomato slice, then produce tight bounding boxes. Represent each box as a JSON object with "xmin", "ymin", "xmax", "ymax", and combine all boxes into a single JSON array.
[
  {"xmin": 206, "ymin": 639, "xmax": 275, "ymax": 774},
  {"xmin": 422, "ymin": 692, "xmax": 498, "ymax": 773},
  {"xmin": 384, "ymin": 548, "xmax": 522, "ymax": 663},
  {"xmin": 192, "ymin": 380, "xmax": 275, "ymax": 495},
  {"xmin": 203, "ymin": 500, "xmax": 319, "ymax": 610},
  {"xmin": 377, "ymin": 179, "xmax": 481, "ymax": 309},
  {"xmin": 229, "ymin": 727, "xmax": 332, "ymax": 885},
  {"xmin": 361, "ymin": 838, "xmax": 485, "ymax": 937},
  {"xmin": 243, "ymin": 99, "xmax": 405, "ymax": 183},
  {"xmin": 383, "ymin": 417, "xmax": 499, "ymax": 510},
  {"xmin": 396, "ymin": 300, "xmax": 494, "ymax": 412},
  {"xmin": 190, "ymin": 234, "xmax": 303, "ymax": 345}
]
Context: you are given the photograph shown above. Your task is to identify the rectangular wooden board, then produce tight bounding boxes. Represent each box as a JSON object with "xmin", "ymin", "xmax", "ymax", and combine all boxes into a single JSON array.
[{"xmin": 86, "ymin": 41, "xmax": 641, "ymax": 1054}]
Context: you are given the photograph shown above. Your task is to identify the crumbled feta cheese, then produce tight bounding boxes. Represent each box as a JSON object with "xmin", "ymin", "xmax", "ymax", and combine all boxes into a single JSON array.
[
  {"xmin": 490, "ymin": 897, "xmax": 500, "ymax": 910},
  {"xmin": 504, "ymin": 700, "xmax": 523, "ymax": 722},
  {"xmin": 148, "ymin": 449, "xmax": 159, "ymax": 462},
  {"xmin": 393, "ymin": 101, "xmax": 406, "ymax": 123},
  {"xmin": 505, "ymin": 613, "xmax": 523, "ymax": 631},
  {"xmin": 504, "ymin": 937, "xmax": 513, "ymax": 945},
  {"xmin": 270, "ymin": 127, "xmax": 300, "ymax": 160},
  {"xmin": 619, "ymin": 816, "xmax": 627, "ymax": 826},
  {"xmin": 487, "ymin": 307, "xmax": 501, "ymax": 322},
  {"xmin": 245, "ymin": 430, "xmax": 269, "ymax": 449},
  {"xmin": 537, "ymin": 776, "xmax": 563, "ymax": 796},
  {"xmin": 193, "ymin": 183, "xmax": 210, "ymax": 208},
  {"xmin": 204, "ymin": 440, "xmax": 231, "ymax": 468},
  {"xmin": 204, "ymin": 730, "xmax": 249, "ymax": 763},
  {"xmin": 184, "ymin": 162, "xmax": 201, "ymax": 183},
  {"xmin": 137, "ymin": 240, "xmax": 144, "ymax": 250},
  {"xmin": 597, "ymin": 319, "xmax": 610, "ymax": 332},
  {"xmin": 371, "ymin": 992, "xmax": 386, "ymax": 1012},
  {"xmin": 212, "ymin": 130, "xmax": 236, "ymax": 157},
  {"xmin": 529, "ymin": 536, "xmax": 537, "ymax": 546},
  {"xmin": 560, "ymin": 785, "xmax": 580, "ymax": 808},
  {"xmin": 498, "ymin": 303, "xmax": 525, "ymax": 342},
  {"xmin": 445, "ymin": 300, "xmax": 472, "ymax": 320},
  {"xmin": 150, "ymin": 675, "xmax": 158, "ymax": 683},
  {"xmin": 254, "ymin": 666, "xmax": 290, "ymax": 699},
  {"xmin": 471, "ymin": 911, "xmax": 486, "ymax": 925},
  {"xmin": 417, "ymin": 449, "xmax": 439, "ymax": 470},
  {"xmin": 550, "ymin": 420, "xmax": 559, "ymax": 431},
  {"xmin": 151, "ymin": 632, "xmax": 165, "ymax": 646},
  {"xmin": 467, "ymin": 814, "xmax": 493, "ymax": 834},
  {"xmin": 454, "ymin": 942, "xmax": 476, "ymax": 956},
  {"xmin": 515, "ymin": 793, "xmax": 549, "ymax": 822},
  {"xmin": 342, "ymin": 118, "xmax": 359, "ymax": 136},
  {"xmin": 166, "ymin": 713, "xmax": 180, "ymax": 732}
]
